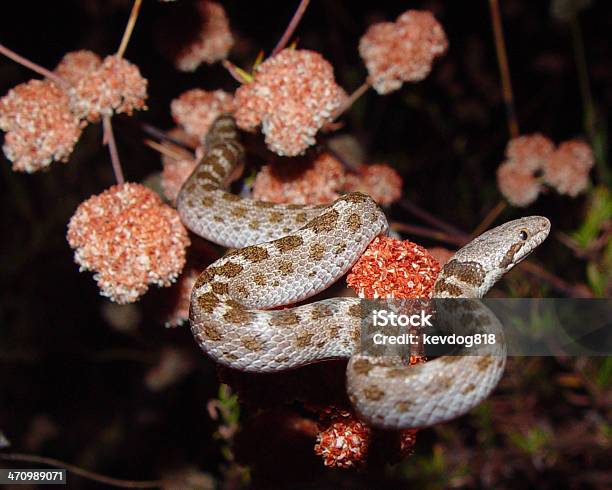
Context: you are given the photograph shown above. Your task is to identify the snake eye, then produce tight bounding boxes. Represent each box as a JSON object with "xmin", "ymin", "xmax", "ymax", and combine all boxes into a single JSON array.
[{"xmin": 519, "ymin": 229, "xmax": 528, "ymax": 241}]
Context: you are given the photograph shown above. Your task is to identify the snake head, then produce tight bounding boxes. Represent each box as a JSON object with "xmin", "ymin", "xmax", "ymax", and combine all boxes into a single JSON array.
[{"xmin": 469, "ymin": 216, "xmax": 551, "ymax": 272}]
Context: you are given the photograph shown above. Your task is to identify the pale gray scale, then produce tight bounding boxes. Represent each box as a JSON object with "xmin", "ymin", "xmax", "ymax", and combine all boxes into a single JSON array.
[{"xmin": 178, "ymin": 115, "xmax": 552, "ymax": 430}]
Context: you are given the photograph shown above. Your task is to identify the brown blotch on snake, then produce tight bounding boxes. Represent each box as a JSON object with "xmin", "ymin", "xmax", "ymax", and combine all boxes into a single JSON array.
[
  {"xmin": 269, "ymin": 311, "xmax": 300, "ymax": 326},
  {"xmin": 201, "ymin": 196, "xmax": 214, "ymax": 207},
  {"xmin": 239, "ymin": 246, "xmax": 269, "ymax": 262},
  {"xmin": 196, "ymin": 292, "xmax": 220, "ymax": 313},
  {"xmin": 304, "ymin": 210, "xmax": 339, "ymax": 234},
  {"xmin": 278, "ymin": 260, "xmax": 294, "ymax": 275},
  {"xmin": 363, "ymin": 385, "xmax": 385, "ymax": 401},
  {"xmin": 295, "ymin": 332, "xmax": 314, "ymax": 347},
  {"xmin": 197, "ymin": 324, "xmax": 223, "ymax": 341},
  {"xmin": 231, "ymin": 207, "xmax": 248, "ymax": 218},
  {"xmin": 443, "ymin": 260, "xmax": 486, "ymax": 287},
  {"xmin": 210, "ymin": 282, "xmax": 229, "ymax": 295},
  {"xmin": 500, "ymin": 242, "xmax": 524, "ymax": 268},
  {"xmin": 223, "ymin": 307, "xmax": 254, "ymax": 324},
  {"xmin": 347, "ymin": 213, "xmax": 362, "ymax": 231},
  {"xmin": 352, "ymin": 358, "xmax": 373, "ymax": 375},
  {"xmin": 215, "ymin": 262, "xmax": 244, "ymax": 278},
  {"xmin": 433, "ymin": 280, "xmax": 463, "ymax": 297},
  {"xmin": 242, "ymin": 336, "xmax": 264, "ymax": 351},
  {"xmin": 395, "ymin": 401, "xmax": 414, "ymax": 412},
  {"xmin": 222, "ymin": 192, "xmax": 241, "ymax": 202},
  {"xmin": 254, "ymin": 201, "xmax": 275, "ymax": 208},
  {"xmin": 273, "ymin": 235, "xmax": 304, "ymax": 252},
  {"xmin": 309, "ymin": 243, "xmax": 326, "ymax": 261},
  {"xmin": 311, "ymin": 304, "xmax": 333, "ymax": 319},
  {"xmin": 253, "ymin": 273, "xmax": 267, "ymax": 286}
]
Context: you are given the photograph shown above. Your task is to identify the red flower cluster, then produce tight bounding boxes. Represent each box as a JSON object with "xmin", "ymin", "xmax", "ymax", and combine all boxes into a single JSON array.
[
  {"xmin": 174, "ymin": 0, "xmax": 234, "ymax": 71},
  {"xmin": 347, "ymin": 236, "xmax": 441, "ymax": 299},
  {"xmin": 359, "ymin": 10, "xmax": 448, "ymax": 94},
  {"xmin": 67, "ymin": 183, "xmax": 190, "ymax": 303},
  {"xmin": 314, "ymin": 410, "xmax": 371, "ymax": 468},
  {"xmin": 234, "ymin": 49, "xmax": 346, "ymax": 156}
]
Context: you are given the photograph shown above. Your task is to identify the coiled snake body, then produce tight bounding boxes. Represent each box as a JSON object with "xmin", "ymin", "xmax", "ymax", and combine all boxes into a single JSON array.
[{"xmin": 177, "ymin": 116, "xmax": 551, "ymax": 429}]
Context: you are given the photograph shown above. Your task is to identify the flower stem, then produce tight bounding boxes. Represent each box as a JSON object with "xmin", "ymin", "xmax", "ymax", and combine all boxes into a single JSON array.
[
  {"xmin": 0, "ymin": 43, "xmax": 69, "ymax": 89},
  {"xmin": 488, "ymin": 0, "xmax": 519, "ymax": 139},
  {"xmin": 103, "ymin": 116, "xmax": 125, "ymax": 184},
  {"xmin": 332, "ymin": 80, "xmax": 371, "ymax": 121},
  {"xmin": 472, "ymin": 200, "xmax": 507, "ymax": 237},
  {"xmin": 117, "ymin": 0, "xmax": 143, "ymax": 59},
  {"xmin": 0, "ymin": 452, "xmax": 162, "ymax": 488},
  {"xmin": 271, "ymin": 0, "xmax": 311, "ymax": 56}
]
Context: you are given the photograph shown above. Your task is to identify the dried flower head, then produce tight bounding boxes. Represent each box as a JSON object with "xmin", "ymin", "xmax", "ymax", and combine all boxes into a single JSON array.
[
  {"xmin": 505, "ymin": 133, "xmax": 555, "ymax": 172},
  {"xmin": 234, "ymin": 49, "xmax": 346, "ymax": 156},
  {"xmin": 0, "ymin": 79, "xmax": 82, "ymax": 172},
  {"xmin": 53, "ymin": 50, "xmax": 102, "ymax": 85},
  {"xmin": 314, "ymin": 410, "xmax": 371, "ymax": 468},
  {"xmin": 344, "ymin": 163, "xmax": 403, "ymax": 205},
  {"xmin": 174, "ymin": 0, "xmax": 234, "ymax": 71},
  {"xmin": 543, "ymin": 140, "xmax": 593, "ymax": 197},
  {"xmin": 70, "ymin": 55, "xmax": 148, "ymax": 122},
  {"xmin": 252, "ymin": 152, "xmax": 346, "ymax": 204},
  {"xmin": 359, "ymin": 10, "xmax": 448, "ymax": 94},
  {"xmin": 171, "ymin": 89, "xmax": 234, "ymax": 139},
  {"xmin": 497, "ymin": 160, "xmax": 541, "ymax": 207},
  {"xmin": 347, "ymin": 236, "xmax": 440, "ymax": 299},
  {"xmin": 67, "ymin": 183, "xmax": 190, "ymax": 304}
]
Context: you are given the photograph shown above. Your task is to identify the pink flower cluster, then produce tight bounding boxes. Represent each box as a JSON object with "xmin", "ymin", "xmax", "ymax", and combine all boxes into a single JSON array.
[
  {"xmin": 0, "ymin": 50, "xmax": 148, "ymax": 172},
  {"xmin": 67, "ymin": 183, "xmax": 190, "ymax": 303},
  {"xmin": 253, "ymin": 154, "xmax": 403, "ymax": 206},
  {"xmin": 497, "ymin": 133, "xmax": 594, "ymax": 206},
  {"xmin": 0, "ymin": 80, "xmax": 82, "ymax": 172},
  {"xmin": 234, "ymin": 49, "xmax": 346, "ymax": 156},
  {"xmin": 171, "ymin": 89, "xmax": 234, "ymax": 139},
  {"xmin": 69, "ymin": 55, "xmax": 148, "ymax": 122},
  {"xmin": 174, "ymin": 0, "xmax": 234, "ymax": 71},
  {"xmin": 252, "ymin": 153, "xmax": 346, "ymax": 204},
  {"xmin": 344, "ymin": 163, "xmax": 403, "ymax": 205},
  {"xmin": 359, "ymin": 10, "xmax": 448, "ymax": 94}
]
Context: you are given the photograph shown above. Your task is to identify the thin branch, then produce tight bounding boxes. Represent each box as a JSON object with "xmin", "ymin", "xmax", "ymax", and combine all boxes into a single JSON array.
[
  {"xmin": 117, "ymin": 0, "xmax": 143, "ymax": 59},
  {"xmin": 472, "ymin": 200, "xmax": 507, "ymax": 237},
  {"xmin": 331, "ymin": 80, "xmax": 372, "ymax": 121},
  {"xmin": 222, "ymin": 59, "xmax": 252, "ymax": 84},
  {"xmin": 0, "ymin": 43, "xmax": 69, "ymax": 89},
  {"xmin": 139, "ymin": 122, "xmax": 197, "ymax": 150},
  {"xmin": 518, "ymin": 260, "xmax": 592, "ymax": 298},
  {"xmin": 271, "ymin": 0, "xmax": 311, "ymax": 56},
  {"xmin": 145, "ymin": 139, "xmax": 193, "ymax": 161},
  {"xmin": 390, "ymin": 221, "xmax": 466, "ymax": 247},
  {"xmin": 489, "ymin": 0, "xmax": 519, "ymax": 138},
  {"xmin": 103, "ymin": 116, "xmax": 125, "ymax": 184},
  {"xmin": 398, "ymin": 199, "xmax": 470, "ymax": 241},
  {"xmin": 0, "ymin": 453, "xmax": 162, "ymax": 489}
]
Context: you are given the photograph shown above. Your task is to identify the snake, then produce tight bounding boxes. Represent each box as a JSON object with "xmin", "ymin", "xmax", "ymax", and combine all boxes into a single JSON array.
[{"xmin": 177, "ymin": 115, "xmax": 551, "ymax": 429}]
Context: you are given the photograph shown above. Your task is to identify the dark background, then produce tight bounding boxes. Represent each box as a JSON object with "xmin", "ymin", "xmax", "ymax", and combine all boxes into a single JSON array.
[{"xmin": 1, "ymin": 1, "xmax": 610, "ymax": 488}]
